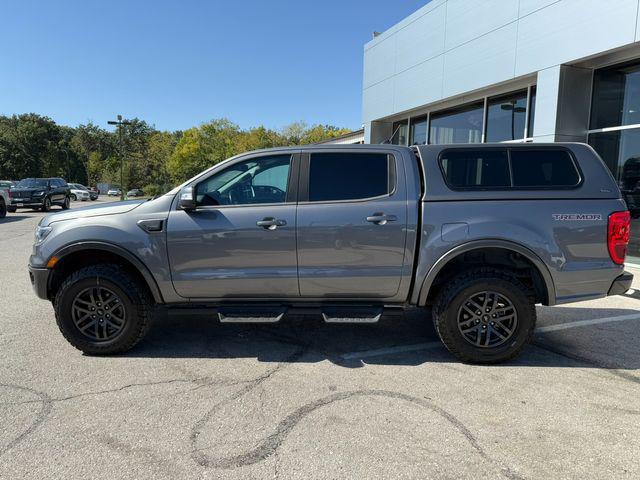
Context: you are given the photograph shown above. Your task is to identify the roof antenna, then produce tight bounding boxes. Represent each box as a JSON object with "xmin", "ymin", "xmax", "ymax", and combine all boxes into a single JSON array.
[{"xmin": 382, "ymin": 124, "xmax": 401, "ymax": 144}]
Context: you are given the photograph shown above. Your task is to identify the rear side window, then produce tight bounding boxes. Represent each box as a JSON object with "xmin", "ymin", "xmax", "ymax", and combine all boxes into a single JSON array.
[
  {"xmin": 510, "ymin": 150, "xmax": 580, "ymax": 187},
  {"xmin": 308, "ymin": 152, "xmax": 391, "ymax": 202},
  {"xmin": 439, "ymin": 148, "xmax": 581, "ymax": 190},
  {"xmin": 440, "ymin": 150, "xmax": 510, "ymax": 188}
]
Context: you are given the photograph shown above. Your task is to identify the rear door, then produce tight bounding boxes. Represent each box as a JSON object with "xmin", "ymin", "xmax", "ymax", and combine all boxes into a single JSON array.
[{"xmin": 296, "ymin": 150, "xmax": 408, "ymax": 298}]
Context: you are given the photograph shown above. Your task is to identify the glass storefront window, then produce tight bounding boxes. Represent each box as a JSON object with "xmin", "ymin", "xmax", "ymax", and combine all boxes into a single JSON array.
[
  {"xmin": 528, "ymin": 86, "xmax": 536, "ymax": 137},
  {"xmin": 430, "ymin": 103, "xmax": 483, "ymax": 144},
  {"xmin": 392, "ymin": 120, "xmax": 408, "ymax": 145},
  {"xmin": 588, "ymin": 129, "xmax": 640, "ymax": 263},
  {"xmin": 409, "ymin": 116, "xmax": 428, "ymax": 145},
  {"xmin": 485, "ymin": 91, "xmax": 528, "ymax": 142},
  {"xmin": 590, "ymin": 62, "xmax": 640, "ymax": 129}
]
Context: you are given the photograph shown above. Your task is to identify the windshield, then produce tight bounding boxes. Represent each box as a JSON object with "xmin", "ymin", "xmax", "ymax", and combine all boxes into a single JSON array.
[
  {"xmin": 73, "ymin": 184, "xmax": 87, "ymax": 190},
  {"xmin": 16, "ymin": 178, "xmax": 47, "ymax": 188}
]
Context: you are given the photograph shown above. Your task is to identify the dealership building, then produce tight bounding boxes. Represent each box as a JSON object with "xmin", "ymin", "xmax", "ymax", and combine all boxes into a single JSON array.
[{"xmin": 362, "ymin": 0, "xmax": 640, "ymax": 263}]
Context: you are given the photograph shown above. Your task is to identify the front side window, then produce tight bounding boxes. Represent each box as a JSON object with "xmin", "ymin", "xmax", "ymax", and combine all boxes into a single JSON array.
[
  {"xmin": 440, "ymin": 149, "xmax": 510, "ymax": 188},
  {"xmin": 485, "ymin": 91, "xmax": 528, "ymax": 142},
  {"xmin": 430, "ymin": 103, "xmax": 483, "ymax": 145},
  {"xmin": 196, "ymin": 154, "xmax": 291, "ymax": 206},
  {"xmin": 510, "ymin": 150, "xmax": 580, "ymax": 187},
  {"xmin": 308, "ymin": 152, "xmax": 391, "ymax": 202}
]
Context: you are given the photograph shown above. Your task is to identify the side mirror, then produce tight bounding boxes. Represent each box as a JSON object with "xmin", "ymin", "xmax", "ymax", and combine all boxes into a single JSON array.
[{"xmin": 179, "ymin": 186, "xmax": 196, "ymax": 211}]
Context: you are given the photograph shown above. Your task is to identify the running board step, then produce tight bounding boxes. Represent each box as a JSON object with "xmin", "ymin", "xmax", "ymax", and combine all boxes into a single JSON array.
[
  {"xmin": 217, "ymin": 306, "xmax": 286, "ymax": 323},
  {"xmin": 321, "ymin": 307, "xmax": 383, "ymax": 324}
]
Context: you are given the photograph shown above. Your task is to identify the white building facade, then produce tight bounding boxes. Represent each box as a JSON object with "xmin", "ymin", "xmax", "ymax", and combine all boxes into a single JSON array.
[{"xmin": 362, "ymin": 0, "xmax": 640, "ymax": 263}]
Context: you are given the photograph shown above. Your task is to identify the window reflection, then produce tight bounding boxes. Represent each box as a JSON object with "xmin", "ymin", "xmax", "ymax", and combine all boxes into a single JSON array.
[
  {"xmin": 409, "ymin": 116, "xmax": 428, "ymax": 145},
  {"xmin": 392, "ymin": 120, "xmax": 408, "ymax": 145},
  {"xmin": 430, "ymin": 103, "xmax": 483, "ymax": 144},
  {"xmin": 590, "ymin": 62, "xmax": 640, "ymax": 129},
  {"xmin": 589, "ymin": 129, "xmax": 640, "ymax": 263},
  {"xmin": 486, "ymin": 91, "xmax": 528, "ymax": 142}
]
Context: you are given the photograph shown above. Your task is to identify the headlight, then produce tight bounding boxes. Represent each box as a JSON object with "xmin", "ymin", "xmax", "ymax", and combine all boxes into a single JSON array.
[{"xmin": 34, "ymin": 226, "xmax": 52, "ymax": 245}]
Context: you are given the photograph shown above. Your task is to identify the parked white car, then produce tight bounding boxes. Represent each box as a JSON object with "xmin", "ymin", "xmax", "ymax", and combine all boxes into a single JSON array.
[
  {"xmin": 107, "ymin": 188, "xmax": 122, "ymax": 197},
  {"xmin": 68, "ymin": 183, "xmax": 90, "ymax": 201}
]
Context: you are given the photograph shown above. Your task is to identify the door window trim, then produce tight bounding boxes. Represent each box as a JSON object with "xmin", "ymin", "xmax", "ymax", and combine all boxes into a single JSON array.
[
  {"xmin": 298, "ymin": 151, "xmax": 397, "ymax": 204},
  {"xmin": 181, "ymin": 152, "xmax": 300, "ymax": 211}
]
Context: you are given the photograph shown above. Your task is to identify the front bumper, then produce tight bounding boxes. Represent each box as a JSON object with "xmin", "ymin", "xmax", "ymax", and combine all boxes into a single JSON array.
[
  {"xmin": 608, "ymin": 271, "xmax": 634, "ymax": 296},
  {"xmin": 28, "ymin": 265, "xmax": 50, "ymax": 300},
  {"xmin": 11, "ymin": 198, "xmax": 44, "ymax": 207}
]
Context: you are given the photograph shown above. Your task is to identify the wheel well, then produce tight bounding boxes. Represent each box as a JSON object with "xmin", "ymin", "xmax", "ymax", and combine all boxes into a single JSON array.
[
  {"xmin": 425, "ymin": 247, "xmax": 549, "ymax": 305},
  {"xmin": 48, "ymin": 249, "xmax": 157, "ymax": 303}
]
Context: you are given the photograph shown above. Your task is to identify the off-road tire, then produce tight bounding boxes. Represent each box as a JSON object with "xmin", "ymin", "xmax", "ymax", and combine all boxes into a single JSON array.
[
  {"xmin": 54, "ymin": 264, "xmax": 154, "ymax": 355},
  {"xmin": 0, "ymin": 199, "xmax": 6, "ymax": 218},
  {"xmin": 432, "ymin": 267, "xmax": 536, "ymax": 364}
]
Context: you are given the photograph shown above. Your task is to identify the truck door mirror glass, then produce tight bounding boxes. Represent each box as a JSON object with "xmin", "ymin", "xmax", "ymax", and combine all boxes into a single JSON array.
[{"xmin": 178, "ymin": 186, "xmax": 196, "ymax": 211}]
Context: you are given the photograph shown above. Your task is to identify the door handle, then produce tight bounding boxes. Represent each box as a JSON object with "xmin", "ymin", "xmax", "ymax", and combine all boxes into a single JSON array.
[
  {"xmin": 257, "ymin": 217, "xmax": 287, "ymax": 230},
  {"xmin": 366, "ymin": 213, "xmax": 397, "ymax": 225}
]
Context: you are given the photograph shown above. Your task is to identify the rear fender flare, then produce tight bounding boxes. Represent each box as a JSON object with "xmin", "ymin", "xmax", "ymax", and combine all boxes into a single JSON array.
[{"xmin": 416, "ymin": 239, "xmax": 556, "ymax": 306}]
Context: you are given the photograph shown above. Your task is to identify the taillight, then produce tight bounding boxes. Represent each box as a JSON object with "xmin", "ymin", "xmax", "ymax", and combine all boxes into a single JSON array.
[{"xmin": 608, "ymin": 211, "xmax": 630, "ymax": 265}]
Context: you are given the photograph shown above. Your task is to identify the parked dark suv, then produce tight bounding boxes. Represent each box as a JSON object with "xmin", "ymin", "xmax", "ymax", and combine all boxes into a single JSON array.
[{"xmin": 9, "ymin": 178, "xmax": 71, "ymax": 212}]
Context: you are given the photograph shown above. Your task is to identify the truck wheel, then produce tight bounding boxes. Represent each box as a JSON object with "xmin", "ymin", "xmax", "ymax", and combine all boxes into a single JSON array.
[
  {"xmin": 0, "ymin": 199, "xmax": 6, "ymax": 218},
  {"xmin": 54, "ymin": 264, "xmax": 153, "ymax": 355},
  {"xmin": 61, "ymin": 196, "xmax": 70, "ymax": 210},
  {"xmin": 432, "ymin": 268, "xmax": 536, "ymax": 364},
  {"xmin": 41, "ymin": 197, "xmax": 51, "ymax": 212}
]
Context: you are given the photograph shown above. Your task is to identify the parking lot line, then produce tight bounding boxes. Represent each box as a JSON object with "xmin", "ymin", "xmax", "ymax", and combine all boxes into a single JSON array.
[
  {"xmin": 537, "ymin": 312, "xmax": 640, "ymax": 333},
  {"xmin": 341, "ymin": 342, "xmax": 443, "ymax": 359}
]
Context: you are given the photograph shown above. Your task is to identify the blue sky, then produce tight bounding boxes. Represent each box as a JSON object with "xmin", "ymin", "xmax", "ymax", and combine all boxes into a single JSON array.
[{"xmin": 0, "ymin": 1, "xmax": 428, "ymax": 132}]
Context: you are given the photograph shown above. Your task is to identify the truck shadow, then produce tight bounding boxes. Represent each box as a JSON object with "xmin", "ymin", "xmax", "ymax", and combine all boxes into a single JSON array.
[
  {"xmin": 0, "ymin": 215, "xmax": 31, "ymax": 224},
  {"xmin": 126, "ymin": 306, "xmax": 640, "ymax": 371}
]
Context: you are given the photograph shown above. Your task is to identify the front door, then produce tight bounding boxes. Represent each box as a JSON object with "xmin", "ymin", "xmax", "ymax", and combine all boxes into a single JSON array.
[
  {"xmin": 167, "ymin": 152, "xmax": 300, "ymax": 299},
  {"xmin": 296, "ymin": 150, "xmax": 408, "ymax": 298}
]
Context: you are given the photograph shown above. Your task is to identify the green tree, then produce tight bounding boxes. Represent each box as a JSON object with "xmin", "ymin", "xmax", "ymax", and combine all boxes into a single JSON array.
[
  {"xmin": 167, "ymin": 119, "xmax": 241, "ymax": 183},
  {"xmin": 0, "ymin": 113, "xmax": 61, "ymax": 180}
]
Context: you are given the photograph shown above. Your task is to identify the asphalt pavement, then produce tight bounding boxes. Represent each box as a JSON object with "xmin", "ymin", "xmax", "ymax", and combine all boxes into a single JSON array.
[{"xmin": 1, "ymin": 199, "xmax": 639, "ymax": 479}]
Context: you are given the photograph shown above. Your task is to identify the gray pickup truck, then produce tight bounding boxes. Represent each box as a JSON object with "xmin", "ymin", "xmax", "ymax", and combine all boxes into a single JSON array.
[{"xmin": 28, "ymin": 143, "xmax": 633, "ymax": 363}]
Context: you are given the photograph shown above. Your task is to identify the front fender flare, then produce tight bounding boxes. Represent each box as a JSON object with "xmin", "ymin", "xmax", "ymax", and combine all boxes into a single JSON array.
[{"xmin": 49, "ymin": 241, "xmax": 164, "ymax": 303}]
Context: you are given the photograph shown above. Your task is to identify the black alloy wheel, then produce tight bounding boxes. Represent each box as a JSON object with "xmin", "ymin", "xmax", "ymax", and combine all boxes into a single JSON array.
[
  {"xmin": 71, "ymin": 286, "xmax": 127, "ymax": 341},
  {"xmin": 456, "ymin": 291, "xmax": 518, "ymax": 348}
]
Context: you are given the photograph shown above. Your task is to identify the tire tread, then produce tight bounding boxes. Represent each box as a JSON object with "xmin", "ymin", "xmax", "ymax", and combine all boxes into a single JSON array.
[
  {"xmin": 54, "ymin": 264, "xmax": 153, "ymax": 355},
  {"xmin": 432, "ymin": 267, "xmax": 536, "ymax": 364}
]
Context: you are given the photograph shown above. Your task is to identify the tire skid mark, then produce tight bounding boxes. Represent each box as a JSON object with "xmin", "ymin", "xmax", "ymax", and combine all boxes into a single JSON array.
[
  {"xmin": 190, "ymin": 344, "xmax": 308, "ymax": 468},
  {"xmin": 0, "ymin": 383, "xmax": 53, "ymax": 458},
  {"xmin": 192, "ymin": 389, "xmax": 525, "ymax": 480}
]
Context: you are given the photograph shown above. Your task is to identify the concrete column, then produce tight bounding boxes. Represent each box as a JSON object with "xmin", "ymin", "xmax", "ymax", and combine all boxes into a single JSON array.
[{"xmin": 531, "ymin": 64, "xmax": 592, "ymax": 143}]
